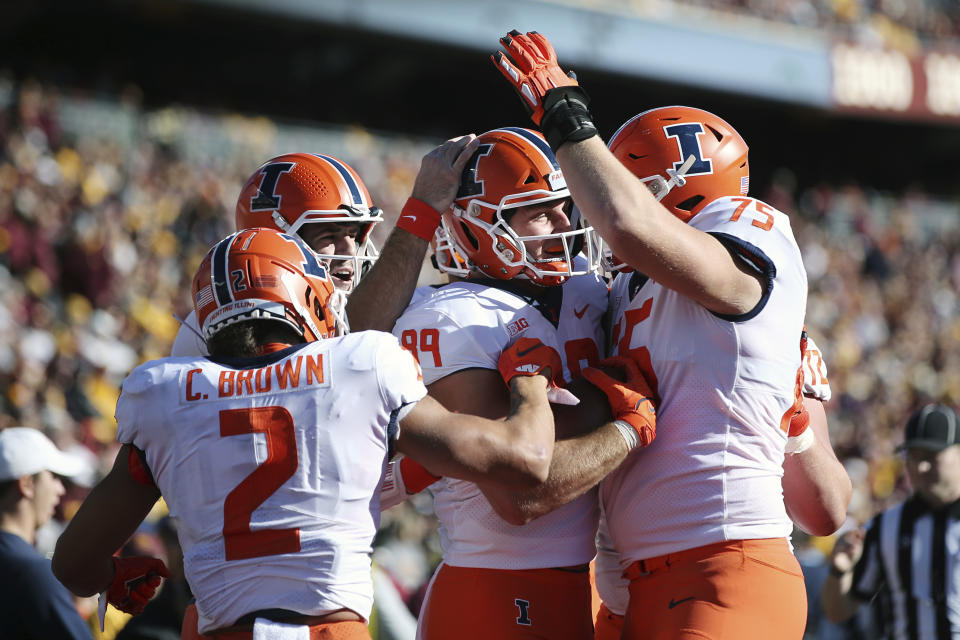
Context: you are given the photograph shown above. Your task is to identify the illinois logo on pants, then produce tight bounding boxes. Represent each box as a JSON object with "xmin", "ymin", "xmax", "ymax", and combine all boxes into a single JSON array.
[{"xmin": 416, "ymin": 562, "xmax": 593, "ymax": 639}]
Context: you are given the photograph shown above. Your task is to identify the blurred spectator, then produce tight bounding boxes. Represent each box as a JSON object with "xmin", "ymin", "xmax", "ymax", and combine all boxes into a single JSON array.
[
  {"xmin": 0, "ymin": 426, "xmax": 93, "ymax": 640},
  {"xmin": 556, "ymin": 0, "xmax": 960, "ymax": 49}
]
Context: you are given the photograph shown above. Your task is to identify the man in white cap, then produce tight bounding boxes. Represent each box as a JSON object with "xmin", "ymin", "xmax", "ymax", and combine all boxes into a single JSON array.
[{"xmin": 0, "ymin": 427, "xmax": 93, "ymax": 639}]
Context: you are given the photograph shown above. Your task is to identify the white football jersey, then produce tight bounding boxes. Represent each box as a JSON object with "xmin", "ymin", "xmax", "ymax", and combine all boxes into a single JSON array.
[
  {"xmin": 116, "ymin": 332, "xmax": 426, "ymax": 633},
  {"xmin": 594, "ymin": 332, "xmax": 833, "ymax": 615},
  {"xmin": 602, "ymin": 195, "xmax": 808, "ymax": 563},
  {"xmin": 392, "ymin": 268, "xmax": 607, "ymax": 569}
]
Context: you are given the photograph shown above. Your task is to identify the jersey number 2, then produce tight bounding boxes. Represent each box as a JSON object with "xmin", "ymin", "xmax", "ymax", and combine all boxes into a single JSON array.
[{"xmin": 220, "ymin": 407, "xmax": 300, "ymax": 561}]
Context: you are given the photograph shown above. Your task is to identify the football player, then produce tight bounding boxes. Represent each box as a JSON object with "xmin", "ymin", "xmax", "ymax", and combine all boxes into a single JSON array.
[
  {"xmin": 53, "ymin": 228, "xmax": 649, "ymax": 639},
  {"xmin": 165, "ymin": 141, "xmax": 480, "ymax": 638},
  {"xmin": 493, "ymin": 30, "xmax": 848, "ymax": 640},
  {"xmin": 590, "ymin": 332, "xmax": 849, "ymax": 639},
  {"xmin": 173, "ymin": 137, "xmax": 479, "ymax": 356},
  {"xmin": 357, "ymin": 126, "xmax": 657, "ymax": 639}
]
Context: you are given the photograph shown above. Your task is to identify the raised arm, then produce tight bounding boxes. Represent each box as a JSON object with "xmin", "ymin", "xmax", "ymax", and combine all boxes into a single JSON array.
[
  {"xmin": 556, "ymin": 138, "xmax": 762, "ymax": 315},
  {"xmin": 346, "ymin": 135, "xmax": 479, "ymax": 332},
  {"xmin": 491, "ymin": 30, "xmax": 763, "ymax": 315}
]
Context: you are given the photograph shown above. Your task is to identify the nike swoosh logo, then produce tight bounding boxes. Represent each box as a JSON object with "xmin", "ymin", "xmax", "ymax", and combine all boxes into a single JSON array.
[
  {"xmin": 400, "ymin": 215, "xmax": 417, "ymax": 222},
  {"xmin": 515, "ymin": 343, "xmax": 540, "ymax": 357},
  {"xmin": 574, "ymin": 305, "xmax": 589, "ymax": 319},
  {"xmin": 668, "ymin": 596, "xmax": 695, "ymax": 609}
]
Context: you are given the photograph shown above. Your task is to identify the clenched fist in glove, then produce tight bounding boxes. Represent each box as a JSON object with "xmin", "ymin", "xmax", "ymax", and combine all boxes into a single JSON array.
[
  {"xmin": 498, "ymin": 337, "xmax": 565, "ymax": 388},
  {"xmin": 107, "ymin": 555, "xmax": 170, "ymax": 615},
  {"xmin": 582, "ymin": 356, "xmax": 657, "ymax": 449},
  {"xmin": 492, "ymin": 30, "xmax": 598, "ymax": 151}
]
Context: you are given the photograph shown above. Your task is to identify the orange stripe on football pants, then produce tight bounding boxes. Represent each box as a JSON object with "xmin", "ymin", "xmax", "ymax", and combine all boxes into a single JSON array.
[
  {"xmin": 620, "ymin": 538, "xmax": 806, "ymax": 640},
  {"xmin": 418, "ymin": 562, "xmax": 594, "ymax": 640}
]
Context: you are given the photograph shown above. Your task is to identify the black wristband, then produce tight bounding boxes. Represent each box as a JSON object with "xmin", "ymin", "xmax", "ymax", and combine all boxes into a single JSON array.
[
  {"xmin": 540, "ymin": 86, "xmax": 598, "ymax": 152},
  {"xmin": 829, "ymin": 566, "xmax": 848, "ymax": 578}
]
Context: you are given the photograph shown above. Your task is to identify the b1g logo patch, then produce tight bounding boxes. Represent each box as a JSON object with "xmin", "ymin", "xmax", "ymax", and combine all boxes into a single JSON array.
[
  {"xmin": 514, "ymin": 598, "xmax": 531, "ymax": 626},
  {"xmin": 507, "ymin": 317, "xmax": 530, "ymax": 337}
]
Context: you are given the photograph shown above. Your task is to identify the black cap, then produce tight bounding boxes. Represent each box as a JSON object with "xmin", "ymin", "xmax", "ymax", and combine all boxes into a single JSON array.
[{"xmin": 899, "ymin": 404, "xmax": 960, "ymax": 451}]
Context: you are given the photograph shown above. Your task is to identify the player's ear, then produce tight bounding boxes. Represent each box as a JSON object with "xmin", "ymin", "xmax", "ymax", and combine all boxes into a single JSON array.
[{"xmin": 17, "ymin": 474, "xmax": 36, "ymax": 499}]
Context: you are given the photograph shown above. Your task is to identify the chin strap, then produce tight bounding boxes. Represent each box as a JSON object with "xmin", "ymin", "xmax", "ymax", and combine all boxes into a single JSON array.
[
  {"xmin": 280, "ymin": 274, "xmax": 325, "ymax": 340},
  {"xmin": 667, "ymin": 155, "xmax": 696, "ymax": 189},
  {"xmin": 646, "ymin": 155, "xmax": 697, "ymax": 202},
  {"xmin": 271, "ymin": 211, "xmax": 292, "ymax": 232},
  {"xmin": 172, "ymin": 312, "xmax": 206, "ymax": 342}
]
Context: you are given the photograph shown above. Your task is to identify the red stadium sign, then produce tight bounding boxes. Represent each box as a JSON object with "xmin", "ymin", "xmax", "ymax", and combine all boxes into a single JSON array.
[{"xmin": 831, "ymin": 43, "xmax": 960, "ymax": 122}]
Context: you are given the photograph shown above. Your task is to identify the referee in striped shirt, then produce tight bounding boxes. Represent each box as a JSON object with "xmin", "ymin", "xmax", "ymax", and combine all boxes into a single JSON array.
[{"xmin": 821, "ymin": 403, "xmax": 960, "ymax": 639}]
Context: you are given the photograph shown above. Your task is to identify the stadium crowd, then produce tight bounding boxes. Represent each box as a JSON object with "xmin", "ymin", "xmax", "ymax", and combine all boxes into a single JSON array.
[
  {"xmin": 1, "ymin": 76, "xmax": 958, "ymax": 638},
  {"xmin": 564, "ymin": 0, "xmax": 960, "ymax": 51}
]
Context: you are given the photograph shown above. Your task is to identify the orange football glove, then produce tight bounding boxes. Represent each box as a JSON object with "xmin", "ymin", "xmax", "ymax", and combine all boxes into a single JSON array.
[
  {"xmin": 492, "ymin": 30, "xmax": 578, "ymax": 125},
  {"xmin": 107, "ymin": 555, "xmax": 170, "ymax": 615},
  {"xmin": 788, "ymin": 405, "xmax": 810, "ymax": 437},
  {"xmin": 497, "ymin": 337, "xmax": 564, "ymax": 389},
  {"xmin": 582, "ymin": 356, "xmax": 657, "ymax": 448},
  {"xmin": 492, "ymin": 30, "xmax": 597, "ymax": 151}
]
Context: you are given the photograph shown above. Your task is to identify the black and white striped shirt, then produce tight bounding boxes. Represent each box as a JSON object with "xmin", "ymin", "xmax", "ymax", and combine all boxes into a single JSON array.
[{"xmin": 852, "ymin": 495, "xmax": 960, "ymax": 639}]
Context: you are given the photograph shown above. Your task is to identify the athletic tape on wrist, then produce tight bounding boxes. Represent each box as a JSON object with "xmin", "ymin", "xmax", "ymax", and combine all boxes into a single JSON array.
[
  {"xmin": 540, "ymin": 87, "xmax": 598, "ymax": 152},
  {"xmin": 396, "ymin": 197, "xmax": 442, "ymax": 242},
  {"xmin": 613, "ymin": 420, "xmax": 640, "ymax": 451},
  {"xmin": 785, "ymin": 425, "xmax": 816, "ymax": 455}
]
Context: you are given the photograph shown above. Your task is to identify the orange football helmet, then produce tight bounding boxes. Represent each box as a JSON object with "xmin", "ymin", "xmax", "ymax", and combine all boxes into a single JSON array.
[
  {"xmin": 235, "ymin": 153, "xmax": 383, "ymax": 290},
  {"xmin": 192, "ymin": 228, "xmax": 345, "ymax": 344},
  {"xmin": 608, "ymin": 106, "xmax": 749, "ymax": 223},
  {"xmin": 441, "ymin": 127, "xmax": 600, "ymax": 287}
]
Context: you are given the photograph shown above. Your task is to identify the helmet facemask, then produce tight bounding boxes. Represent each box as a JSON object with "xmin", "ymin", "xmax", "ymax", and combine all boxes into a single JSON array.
[
  {"xmin": 431, "ymin": 219, "xmax": 473, "ymax": 278},
  {"xmin": 274, "ymin": 206, "xmax": 383, "ymax": 292},
  {"xmin": 452, "ymin": 192, "xmax": 600, "ymax": 287},
  {"xmin": 442, "ymin": 127, "xmax": 602, "ymax": 287}
]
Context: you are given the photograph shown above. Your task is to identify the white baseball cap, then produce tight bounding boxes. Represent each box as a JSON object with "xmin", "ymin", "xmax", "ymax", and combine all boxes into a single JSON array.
[{"xmin": 0, "ymin": 427, "xmax": 88, "ymax": 482}]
